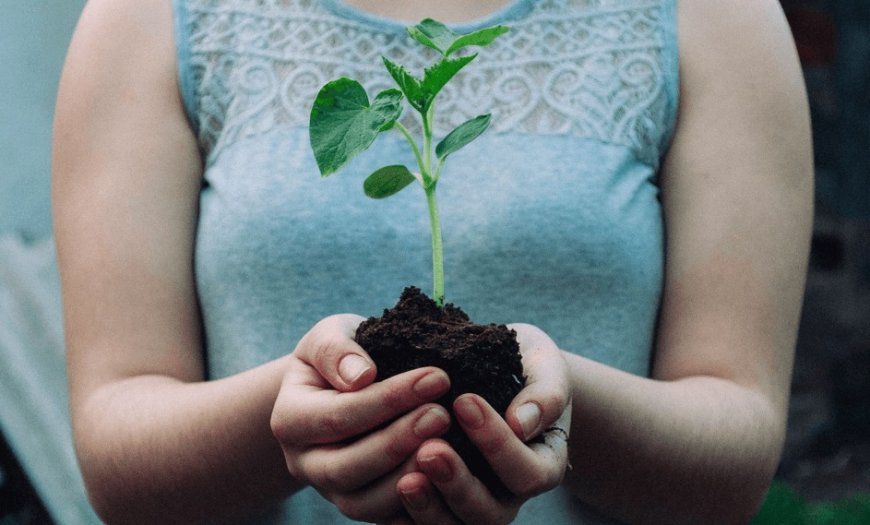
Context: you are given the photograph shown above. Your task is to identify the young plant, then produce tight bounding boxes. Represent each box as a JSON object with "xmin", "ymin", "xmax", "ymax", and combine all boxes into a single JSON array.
[{"xmin": 309, "ymin": 19, "xmax": 509, "ymax": 307}]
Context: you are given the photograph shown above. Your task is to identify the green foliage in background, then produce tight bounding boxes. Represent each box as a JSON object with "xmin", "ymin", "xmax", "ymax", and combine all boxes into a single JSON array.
[{"xmin": 753, "ymin": 482, "xmax": 870, "ymax": 525}]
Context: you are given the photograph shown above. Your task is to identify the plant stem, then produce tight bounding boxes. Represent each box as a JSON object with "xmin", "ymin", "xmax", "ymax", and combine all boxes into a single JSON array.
[
  {"xmin": 394, "ymin": 122, "xmax": 425, "ymax": 181},
  {"xmin": 419, "ymin": 103, "xmax": 445, "ymax": 306},
  {"xmin": 422, "ymin": 109, "xmax": 434, "ymax": 178},
  {"xmin": 425, "ymin": 184, "xmax": 445, "ymax": 306}
]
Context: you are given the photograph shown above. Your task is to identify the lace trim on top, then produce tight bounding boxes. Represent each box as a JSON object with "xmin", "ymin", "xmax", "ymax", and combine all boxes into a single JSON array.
[{"xmin": 177, "ymin": 0, "xmax": 678, "ymax": 168}]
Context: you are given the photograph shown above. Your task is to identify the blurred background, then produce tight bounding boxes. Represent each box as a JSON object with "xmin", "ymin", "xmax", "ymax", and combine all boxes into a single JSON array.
[{"xmin": 0, "ymin": 1, "xmax": 868, "ymax": 523}]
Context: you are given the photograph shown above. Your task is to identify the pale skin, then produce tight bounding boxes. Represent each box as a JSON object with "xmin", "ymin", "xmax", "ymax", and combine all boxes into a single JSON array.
[{"xmin": 53, "ymin": 1, "xmax": 812, "ymax": 524}]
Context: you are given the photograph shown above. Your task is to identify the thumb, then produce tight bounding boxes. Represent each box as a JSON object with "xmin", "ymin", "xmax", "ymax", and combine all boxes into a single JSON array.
[
  {"xmin": 506, "ymin": 323, "xmax": 571, "ymax": 442},
  {"xmin": 294, "ymin": 314, "xmax": 377, "ymax": 391}
]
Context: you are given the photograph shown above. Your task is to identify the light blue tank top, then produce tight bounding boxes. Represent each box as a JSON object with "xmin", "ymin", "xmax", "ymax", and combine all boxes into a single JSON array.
[{"xmin": 174, "ymin": 1, "xmax": 678, "ymax": 522}]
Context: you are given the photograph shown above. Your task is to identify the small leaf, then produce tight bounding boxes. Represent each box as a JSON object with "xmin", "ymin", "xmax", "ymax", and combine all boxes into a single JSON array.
[
  {"xmin": 309, "ymin": 78, "xmax": 403, "ymax": 176},
  {"xmin": 407, "ymin": 19, "xmax": 510, "ymax": 57},
  {"xmin": 446, "ymin": 25, "xmax": 510, "ymax": 56},
  {"xmin": 383, "ymin": 57, "xmax": 427, "ymax": 112},
  {"xmin": 421, "ymin": 55, "xmax": 476, "ymax": 104},
  {"xmin": 407, "ymin": 18, "xmax": 457, "ymax": 56},
  {"xmin": 435, "ymin": 114, "xmax": 492, "ymax": 160},
  {"xmin": 363, "ymin": 165, "xmax": 416, "ymax": 198}
]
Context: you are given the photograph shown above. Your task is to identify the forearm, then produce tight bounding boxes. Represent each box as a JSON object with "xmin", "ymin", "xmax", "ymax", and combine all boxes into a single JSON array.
[
  {"xmin": 563, "ymin": 353, "xmax": 783, "ymax": 525},
  {"xmin": 72, "ymin": 354, "xmax": 300, "ymax": 524}
]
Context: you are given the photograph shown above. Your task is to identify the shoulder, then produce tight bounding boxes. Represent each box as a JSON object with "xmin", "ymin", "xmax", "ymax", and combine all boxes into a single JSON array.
[
  {"xmin": 63, "ymin": 0, "xmax": 177, "ymax": 92},
  {"xmin": 53, "ymin": 0, "xmax": 199, "ymax": 216},
  {"xmin": 75, "ymin": 0, "xmax": 174, "ymax": 32},
  {"xmin": 669, "ymin": 0, "xmax": 810, "ymax": 171},
  {"xmin": 56, "ymin": 0, "xmax": 187, "ymax": 150},
  {"xmin": 676, "ymin": 0, "xmax": 803, "ymax": 95},
  {"xmin": 72, "ymin": 0, "xmax": 174, "ymax": 42},
  {"xmin": 676, "ymin": 0, "xmax": 793, "ymax": 40}
]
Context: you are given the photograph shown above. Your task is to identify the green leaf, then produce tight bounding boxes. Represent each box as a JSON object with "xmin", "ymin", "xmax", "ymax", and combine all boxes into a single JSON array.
[
  {"xmin": 384, "ymin": 55, "xmax": 476, "ymax": 114},
  {"xmin": 363, "ymin": 165, "xmax": 416, "ymax": 198},
  {"xmin": 435, "ymin": 114, "xmax": 491, "ymax": 160},
  {"xmin": 421, "ymin": 55, "xmax": 476, "ymax": 104},
  {"xmin": 446, "ymin": 25, "xmax": 510, "ymax": 56},
  {"xmin": 407, "ymin": 19, "xmax": 457, "ymax": 56},
  {"xmin": 383, "ymin": 57, "xmax": 427, "ymax": 112},
  {"xmin": 309, "ymin": 78, "xmax": 404, "ymax": 176},
  {"xmin": 407, "ymin": 18, "xmax": 509, "ymax": 56}
]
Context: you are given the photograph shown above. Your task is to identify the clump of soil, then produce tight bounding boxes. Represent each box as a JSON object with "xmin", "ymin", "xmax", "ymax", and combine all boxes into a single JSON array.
[{"xmin": 355, "ymin": 286, "xmax": 525, "ymax": 495}]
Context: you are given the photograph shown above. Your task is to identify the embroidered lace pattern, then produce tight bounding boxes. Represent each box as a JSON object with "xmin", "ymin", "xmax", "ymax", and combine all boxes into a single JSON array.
[{"xmin": 181, "ymin": 0, "xmax": 676, "ymax": 167}]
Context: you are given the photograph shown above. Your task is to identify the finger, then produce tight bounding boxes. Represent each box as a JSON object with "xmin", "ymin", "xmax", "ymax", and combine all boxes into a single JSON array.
[
  {"xmin": 326, "ymin": 455, "xmax": 419, "ymax": 523},
  {"xmin": 294, "ymin": 314, "xmax": 376, "ymax": 391},
  {"xmin": 299, "ymin": 404, "xmax": 451, "ymax": 493},
  {"xmin": 396, "ymin": 472, "xmax": 461, "ymax": 525},
  {"xmin": 272, "ymin": 366, "xmax": 450, "ymax": 445},
  {"xmin": 532, "ymin": 406, "xmax": 572, "ymax": 468},
  {"xmin": 454, "ymin": 394, "xmax": 568, "ymax": 498},
  {"xmin": 505, "ymin": 324, "xmax": 571, "ymax": 441},
  {"xmin": 416, "ymin": 440, "xmax": 518, "ymax": 525}
]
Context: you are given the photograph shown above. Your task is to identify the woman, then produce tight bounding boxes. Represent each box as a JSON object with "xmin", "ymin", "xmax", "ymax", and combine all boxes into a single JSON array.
[{"xmin": 52, "ymin": 0, "xmax": 812, "ymax": 523}]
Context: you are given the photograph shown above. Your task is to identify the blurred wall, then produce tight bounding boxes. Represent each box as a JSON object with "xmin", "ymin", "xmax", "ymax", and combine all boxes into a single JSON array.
[{"xmin": 0, "ymin": 1, "xmax": 86, "ymax": 239}]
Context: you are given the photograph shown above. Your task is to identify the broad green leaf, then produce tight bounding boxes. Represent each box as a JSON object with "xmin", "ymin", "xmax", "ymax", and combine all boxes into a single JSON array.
[
  {"xmin": 383, "ymin": 57, "xmax": 427, "ymax": 112},
  {"xmin": 309, "ymin": 78, "xmax": 403, "ymax": 176},
  {"xmin": 383, "ymin": 55, "xmax": 476, "ymax": 113},
  {"xmin": 446, "ymin": 25, "xmax": 510, "ymax": 56},
  {"xmin": 421, "ymin": 55, "xmax": 476, "ymax": 104},
  {"xmin": 407, "ymin": 19, "xmax": 457, "ymax": 56},
  {"xmin": 407, "ymin": 18, "xmax": 510, "ymax": 57},
  {"xmin": 363, "ymin": 165, "xmax": 416, "ymax": 198},
  {"xmin": 435, "ymin": 114, "xmax": 491, "ymax": 160}
]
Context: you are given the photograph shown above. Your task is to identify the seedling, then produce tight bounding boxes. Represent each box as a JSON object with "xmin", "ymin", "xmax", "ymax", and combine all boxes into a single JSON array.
[{"xmin": 309, "ymin": 18, "xmax": 509, "ymax": 306}]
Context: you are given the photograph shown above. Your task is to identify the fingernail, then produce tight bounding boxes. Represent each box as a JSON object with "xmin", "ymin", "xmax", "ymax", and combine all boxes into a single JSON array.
[
  {"xmin": 414, "ymin": 407, "xmax": 449, "ymax": 438},
  {"xmin": 515, "ymin": 402, "xmax": 542, "ymax": 440},
  {"xmin": 400, "ymin": 487, "xmax": 429, "ymax": 511},
  {"xmin": 455, "ymin": 396, "xmax": 485, "ymax": 429},
  {"xmin": 338, "ymin": 354, "xmax": 372, "ymax": 385},
  {"xmin": 413, "ymin": 371, "xmax": 448, "ymax": 399},
  {"xmin": 420, "ymin": 455, "xmax": 453, "ymax": 483}
]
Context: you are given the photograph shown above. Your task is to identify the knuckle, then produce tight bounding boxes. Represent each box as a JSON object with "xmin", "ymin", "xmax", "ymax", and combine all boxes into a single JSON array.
[
  {"xmin": 380, "ymin": 381, "xmax": 410, "ymax": 413},
  {"xmin": 283, "ymin": 456, "xmax": 305, "ymax": 483},
  {"xmin": 332, "ymin": 495, "xmax": 372, "ymax": 522},
  {"xmin": 269, "ymin": 411, "xmax": 286, "ymax": 441},
  {"xmin": 512, "ymin": 467, "xmax": 559, "ymax": 499},
  {"xmin": 384, "ymin": 432, "xmax": 413, "ymax": 464},
  {"xmin": 270, "ymin": 408, "xmax": 295, "ymax": 444},
  {"xmin": 315, "ymin": 336, "xmax": 346, "ymax": 364},
  {"xmin": 318, "ymin": 411, "xmax": 353, "ymax": 441},
  {"xmin": 317, "ymin": 461, "xmax": 355, "ymax": 493},
  {"xmin": 537, "ymin": 391, "xmax": 566, "ymax": 420},
  {"xmin": 476, "ymin": 429, "xmax": 510, "ymax": 456},
  {"xmin": 445, "ymin": 485, "xmax": 474, "ymax": 509},
  {"xmin": 511, "ymin": 479, "xmax": 542, "ymax": 499}
]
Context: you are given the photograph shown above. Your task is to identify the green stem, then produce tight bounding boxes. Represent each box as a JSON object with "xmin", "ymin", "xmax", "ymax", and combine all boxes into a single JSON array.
[
  {"xmin": 393, "ymin": 122, "xmax": 425, "ymax": 180},
  {"xmin": 425, "ymin": 184, "xmax": 445, "ymax": 306},
  {"xmin": 422, "ymin": 111, "xmax": 433, "ymax": 179},
  {"xmin": 419, "ymin": 102, "xmax": 445, "ymax": 305}
]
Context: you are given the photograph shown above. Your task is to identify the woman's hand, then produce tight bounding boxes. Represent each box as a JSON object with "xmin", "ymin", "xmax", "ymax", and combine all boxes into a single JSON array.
[
  {"xmin": 270, "ymin": 314, "xmax": 453, "ymax": 522},
  {"xmin": 392, "ymin": 323, "xmax": 572, "ymax": 525}
]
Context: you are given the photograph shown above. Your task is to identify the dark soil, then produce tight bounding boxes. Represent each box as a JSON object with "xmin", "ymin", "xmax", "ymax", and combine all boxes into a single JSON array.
[{"xmin": 355, "ymin": 286, "xmax": 525, "ymax": 496}]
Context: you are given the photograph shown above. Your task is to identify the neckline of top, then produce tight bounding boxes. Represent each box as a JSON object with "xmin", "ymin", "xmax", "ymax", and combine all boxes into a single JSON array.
[{"xmin": 320, "ymin": 0, "xmax": 535, "ymax": 34}]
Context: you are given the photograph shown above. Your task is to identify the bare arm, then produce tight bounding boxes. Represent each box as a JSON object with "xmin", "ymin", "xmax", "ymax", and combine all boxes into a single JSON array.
[
  {"xmin": 52, "ymin": 0, "xmax": 304, "ymax": 521},
  {"xmin": 54, "ymin": 1, "xmax": 455, "ymax": 523},
  {"xmin": 562, "ymin": 1, "xmax": 813, "ymax": 523}
]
